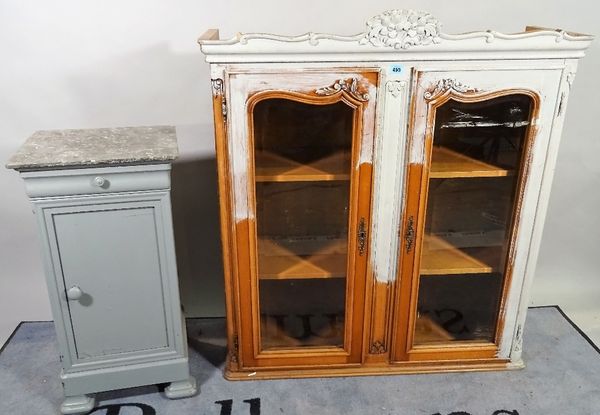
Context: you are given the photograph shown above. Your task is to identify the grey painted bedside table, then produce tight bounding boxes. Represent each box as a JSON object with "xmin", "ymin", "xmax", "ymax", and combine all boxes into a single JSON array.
[{"xmin": 6, "ymin": 126, "xmax": 197, "ymax": 414}]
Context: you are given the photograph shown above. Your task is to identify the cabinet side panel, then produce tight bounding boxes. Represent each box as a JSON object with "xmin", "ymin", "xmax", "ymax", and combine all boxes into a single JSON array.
[
  {"xmin": 53, "ymin": 207, "xmax": 169, "ymax": 360},
  {"xmin": 210, "ymin": 65, "xmax": 239, "ymax": 369},
  {"xmin": 502, "ymin": 62, "xmax": 578, "ymax": 361}
]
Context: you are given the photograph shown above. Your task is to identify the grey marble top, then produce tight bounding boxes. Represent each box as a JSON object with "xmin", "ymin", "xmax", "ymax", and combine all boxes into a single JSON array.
[{"xmin": 6, "ymin": 126, "xmax": 178, "ymax": 171}]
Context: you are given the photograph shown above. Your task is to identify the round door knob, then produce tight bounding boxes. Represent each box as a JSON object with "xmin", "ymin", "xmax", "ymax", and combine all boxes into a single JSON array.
[
  {"xmin": 66, "ymin": 286, "xmax": 83, "ymax": 301},
  {"xmin": 92, "ymin": 176, "xmax": 106, "ymax": 187}
]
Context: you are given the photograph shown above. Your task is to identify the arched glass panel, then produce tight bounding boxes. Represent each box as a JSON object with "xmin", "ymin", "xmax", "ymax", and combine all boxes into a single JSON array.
[
  {"xmin": 252, "ymin": 98, "xmax": 354, "ymax": 350},
  {"xmin": 414, "ymin": 93, "xmax": 535, "ymax": 345}
]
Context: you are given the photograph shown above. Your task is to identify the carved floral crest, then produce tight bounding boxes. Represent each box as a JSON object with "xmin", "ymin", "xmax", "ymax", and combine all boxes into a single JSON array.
[
  {"xmin": 360, "ymin": 9, "xmax": 441, "ymax": 49},
  {"xmin": 315, "ymin": 78, "xmax": 370, "ymax": 101},
  {"xmin": 424, "ymin": 79, "xmax": 480, "ymax": 100}
]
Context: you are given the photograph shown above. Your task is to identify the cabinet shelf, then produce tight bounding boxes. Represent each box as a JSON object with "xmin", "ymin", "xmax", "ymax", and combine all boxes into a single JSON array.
[
  {"xmin": 420, "ymin": 234, "xmax": 501, "ymax": 276},
  {"xmin": 258, "ymin": 238, "xmax": 347, "ymax": 280},
  {"xmin": 261, "ymin": 315, "xmax": 344, "ymax": 349},
  {"xmin": 430, "ymin": 147, "xmax": 514, "ymax": 179},
  {"xmin": 255, "ymin": 151, "xmax": 351, "ymax": 182},
  {"xmin": 414, "ymin": 315, "xmax": 455, "ymax": 344}
]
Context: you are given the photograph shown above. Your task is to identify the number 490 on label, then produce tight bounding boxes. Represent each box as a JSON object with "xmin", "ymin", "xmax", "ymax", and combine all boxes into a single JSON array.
[{"xmin": 390, "ymin": 64, "xmax": 403, "ymax": 74}]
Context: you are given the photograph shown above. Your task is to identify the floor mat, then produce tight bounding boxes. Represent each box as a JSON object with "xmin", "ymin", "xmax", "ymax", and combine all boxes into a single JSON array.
[{"xmin": 0, "ymin": 306, "xmax": 598, "ymax": 414}]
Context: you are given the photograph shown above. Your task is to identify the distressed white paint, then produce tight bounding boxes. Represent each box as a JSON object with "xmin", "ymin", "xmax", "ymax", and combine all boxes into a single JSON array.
[
  {"xmin": 406, "ymin": 69, "xmax": 564, "ymax": 359},
  {"xmin": 359, "ymin": 80, "xmax": 378, "ymax": 166},
  {"xmin": 370, "ymin": 69, "xmax": 411, "ymax": 283},
  {"xmin": 227, "ymin": 73, "xmax": 253, "ymax": 223},
  {"xmin": 199, "ymin": 9, "xmax": 592, "ymax": 63},
  {"xmin": 505, "ymin": 60, "xmax": 580, "ymax": 361},
  {"xmin": 226, "ymin": 70, "xmax": 378, "ymax": 223},
  {"xmin": 202, "ymin": 10, "xmax": 592, "ymax": 368},
  {"xmin": 408, "ymin": 69, "xmax": 561, "ymax": 164}
]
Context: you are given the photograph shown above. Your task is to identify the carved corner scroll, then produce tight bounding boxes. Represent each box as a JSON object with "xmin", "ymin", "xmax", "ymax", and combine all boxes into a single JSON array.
[
  {"xmin": 424, "ymin": 78, "xmax": 481, "ymax": 101},
  {"xmin": 315, "ymin": 78, "xmax": 370, "ymax": 101},
  {"xmin": 211, "ymin": 78, "xmax": 224, "ymax": 96},
  {"xmin": 211, "ymin": 78, "xmax": 227, "ymax": 119},
  {"xmin": 360, "ymin": 9, "xmax": 441, "ymax": 49}
]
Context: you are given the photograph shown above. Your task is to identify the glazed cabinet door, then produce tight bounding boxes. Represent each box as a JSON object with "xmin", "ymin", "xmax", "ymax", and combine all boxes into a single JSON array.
[
  {"xmin": 393, "ymin": 68, "xmax": 562, "ymax": 363},
  {"xmin": 220, "ymin": 69, "xmax": 379, "ymax": 369}
]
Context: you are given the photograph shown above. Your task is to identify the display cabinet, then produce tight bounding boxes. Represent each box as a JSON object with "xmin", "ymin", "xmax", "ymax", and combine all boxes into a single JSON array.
[{"xmin": 198, "ymin": 10, "xmax": 593, "ymax": 379}]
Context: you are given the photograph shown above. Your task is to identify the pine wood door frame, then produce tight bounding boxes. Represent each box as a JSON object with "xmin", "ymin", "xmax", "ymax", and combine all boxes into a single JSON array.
[
  {"xmin": 392, "ymin": 70, "xmax": 543, "ymax": 363},
  {"xmin": 222, "ymin": 69, "xmax": 380, "ymax": 370}
]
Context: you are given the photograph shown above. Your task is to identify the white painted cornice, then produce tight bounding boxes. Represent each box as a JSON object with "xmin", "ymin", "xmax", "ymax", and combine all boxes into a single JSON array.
[{"xmin": 198, "ymin": 9, "xmax": 593, "ymax": 63}]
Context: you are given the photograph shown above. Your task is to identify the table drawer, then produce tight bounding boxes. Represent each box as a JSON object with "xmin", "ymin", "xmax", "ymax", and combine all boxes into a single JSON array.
[{"xmin": 21, "ymin": 165, "xmax": 171, "ymax": 197}]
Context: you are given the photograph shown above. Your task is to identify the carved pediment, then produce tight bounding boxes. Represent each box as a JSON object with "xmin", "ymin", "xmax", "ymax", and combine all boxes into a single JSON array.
[
  {"xmin": 198, "ymin": 9, "xmax": 594, "ymax": 59},
  {"xmin": 359, "ymin": 9, "xmax": 441, "ymax": 49}
]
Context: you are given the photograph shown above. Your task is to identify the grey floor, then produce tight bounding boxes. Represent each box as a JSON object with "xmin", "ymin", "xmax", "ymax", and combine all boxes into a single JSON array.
[{"xmin": 1, "ymin": 307, "xmax": 599, "ymax": 415}]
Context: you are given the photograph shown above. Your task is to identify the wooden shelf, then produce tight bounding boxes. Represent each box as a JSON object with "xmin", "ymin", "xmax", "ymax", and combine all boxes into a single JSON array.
[
  {"xmin": 255, "ymin": 151, "xmax": 351, "ymax": 182},
  {"xmin": 430, "ymin": 146, "xmax": 513, "ymax": 179},
  {"xmin": 261, "ymin": 315, "xmax": 344, "ymax": 349},
  {"xmin": 414, "ymin": 315, "xmax": 455, "ymax": 344},
  {"xmin": 420, "ymin": 234, "xmax": 501, "ymax": 276},
  {"xmin": 258, "ymin": 238, "xmax": 347, "ymax": 280}
]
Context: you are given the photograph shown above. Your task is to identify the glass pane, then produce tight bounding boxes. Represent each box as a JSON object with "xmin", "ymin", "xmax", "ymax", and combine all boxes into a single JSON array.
[
  {"xmin": 414, "ymin": 93, "xmax": 534, "ymax": 346},
  {"xmin": 253, "ymin": 98, "xmax": 354, "ymax": 350},
  {"xmin": 415, "ymin": 274, "xmax": 503, "ymax": 343}
]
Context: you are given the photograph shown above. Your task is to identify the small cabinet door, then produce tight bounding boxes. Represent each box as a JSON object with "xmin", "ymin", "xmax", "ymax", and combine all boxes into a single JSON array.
[
  {"xmin": 393, "ymin": 69, "xmax": 562, "ymax": 362},
  {"xmin": 224, "ymin": 69, "xmax": 379, "ymax": 368},
  {"xmin": 41, "ymin": 194, "xmax": 181, "ymax": 370}
]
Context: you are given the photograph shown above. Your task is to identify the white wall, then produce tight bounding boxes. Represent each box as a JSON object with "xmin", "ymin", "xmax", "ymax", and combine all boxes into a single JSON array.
[{"xmin": 1, "ymin": 1, "xmax": 598, "ymax": 346}]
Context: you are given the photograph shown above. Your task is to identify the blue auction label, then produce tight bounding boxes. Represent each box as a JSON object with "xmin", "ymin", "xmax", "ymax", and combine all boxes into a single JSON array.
[{"xmin": 390, "ymin": 64, "xmax": 403, "ymax": 74}]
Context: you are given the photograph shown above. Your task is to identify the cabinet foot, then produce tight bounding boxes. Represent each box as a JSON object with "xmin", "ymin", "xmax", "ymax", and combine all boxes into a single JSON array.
[
  {"xmin": 60, "ymin": 395, "xmax": 95, "ymax": 414},
  {"xmin": 165, "ymin": 376, "xmax": 198, "ymax": 399}
]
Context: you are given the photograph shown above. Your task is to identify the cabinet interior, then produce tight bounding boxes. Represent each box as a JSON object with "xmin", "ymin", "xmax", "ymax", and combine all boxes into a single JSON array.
[
  {"xmin": 413, "ymin": 93, "xmax": 534, "ymax": 347},
  {"xmin": 253, "ymin": 97, "xmax": 355, "ymax": 351}
]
